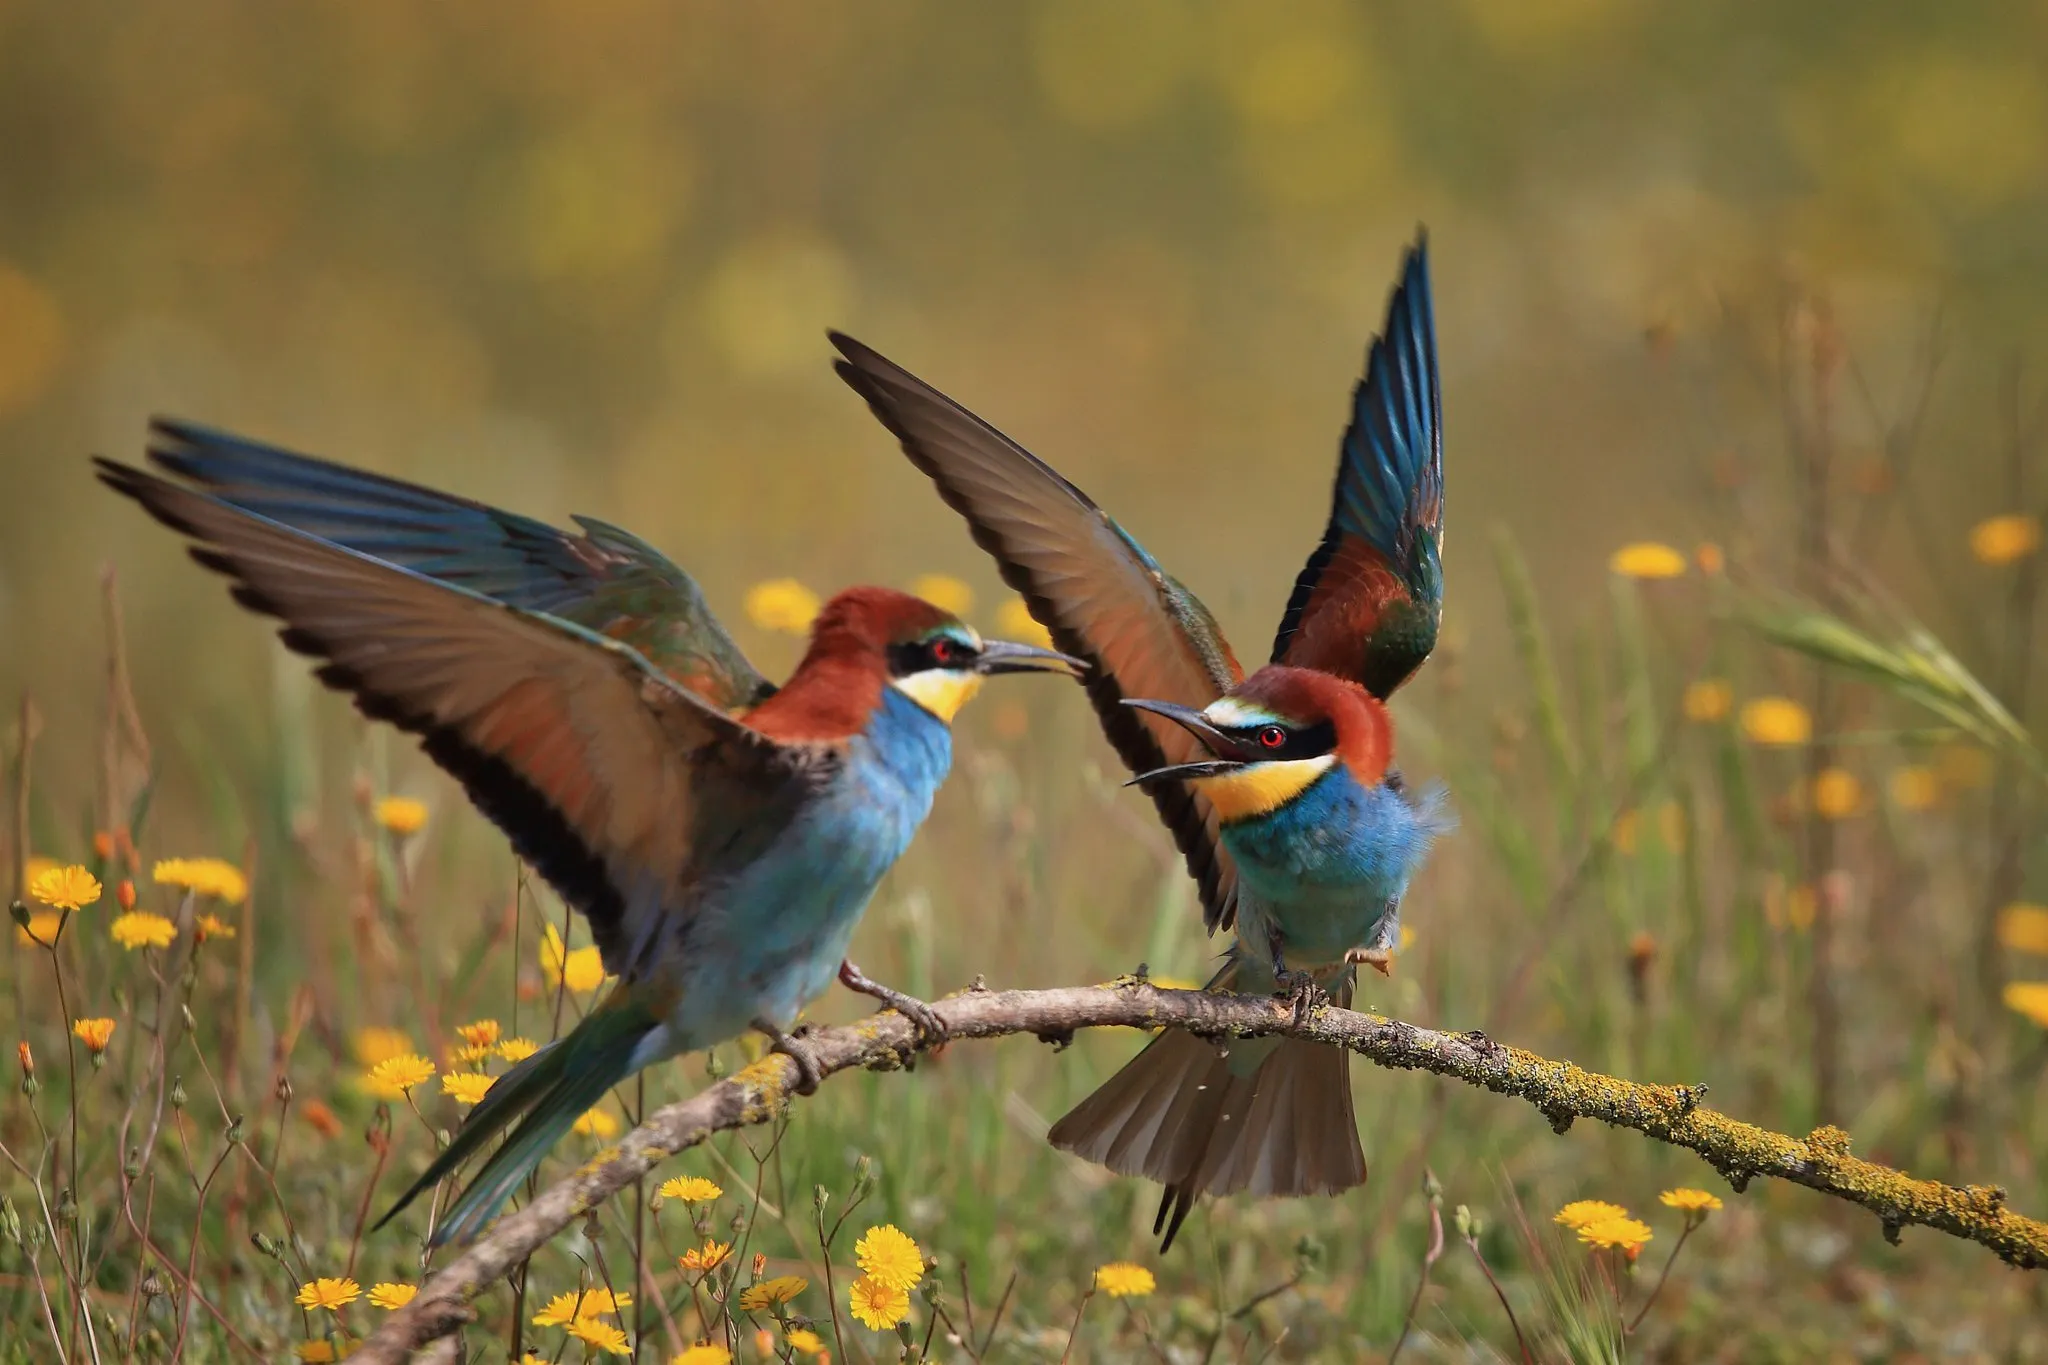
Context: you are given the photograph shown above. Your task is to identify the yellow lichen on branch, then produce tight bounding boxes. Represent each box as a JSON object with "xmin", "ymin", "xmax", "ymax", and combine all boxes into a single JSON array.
[{"xmin": 357, "ymin": 981, "xmax": 2048, "ymax": 1363}]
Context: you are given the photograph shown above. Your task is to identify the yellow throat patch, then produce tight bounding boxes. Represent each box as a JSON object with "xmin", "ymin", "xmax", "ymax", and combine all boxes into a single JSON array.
[
  {"xmin": 892, "ymin": 669, "xmax": 984, "ymax": 723},
  {"xmin": 1191, "ymin": 754, "xmax": 1335, "ymax": 823}
]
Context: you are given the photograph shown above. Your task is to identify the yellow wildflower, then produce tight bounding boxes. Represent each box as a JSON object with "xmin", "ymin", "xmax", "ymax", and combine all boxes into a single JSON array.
[
  {"xmin": 367, "ymin": 1282, "xmax": 417, "ymax": 1310},
  {"xmin": 364, "ymin": 1054, "xmax": 436, "ymax": 1099},
  {"xmin": 744, "ymin": 578, "xmax": 821, "ymax": 634},
  {"xmin": 786, "ymin": 1329, "xmax": 826, "ymax": 1356},
  {"xmin": 450, "ymin": 1042, "xmax": 496, "ymax": 1067},
  {"xmin": 657, "ymin": 1175, "xmax": 723, "ymax": 1204},
  {"xmin": 909, "ymin": 573, "xmax": 974, "ymax": 617},
  {"xmin": 736, "ymin": 1275, "xmax": 807, "ymax": 1311},
  {"xmin": 532, "ymin": 1288, "xmax": 631, "ymax": 1326},
  {"xmin": 72, "ymin": 1018, "xmax": 115, "ymax": 1053},
  {"xmin": 1658, "ymin": 1188, "xmax": 1723, "ymax": 1215},
  {"xmin": 541, "ymin": 924, "xmax": 607, "ymax": 993},
  {"xmin": 1681, "ymin": 678, "xmax": 1732, "ymax": 723},
  {"xmin": 566, "ymin": 1318, "xmax": 631, "ymax": 1355},
  {"xmin": 193, "ymin": 914, "xmax": 236, "ymax": 942},
  {"xmin": 1608, "ymin": 542, "xmax": 1687, "ymax": 579},
  {"xmin": 1739, "ymin": 697, "xmax": 1811, "ymax": 746},
  {"xmin": 1575, "ymin": 1216, "xmax": 1653, "ymax": 1254},
  {"xmin": 353, "ymin": 1027, "xmax": 414, "ymax": 1067},
  {"xmin": 151, "ymin": 857, "xmax": 247, "ymax": 904},
  {"xmin": 456, "ymin": 1019, "xmax": 501, "ymax": 1050},
  {"xmin": 1554, "ymin": 1200, "xmax": 1630, "ymax": 1230},
  {"xmin": 678, "ymin": 1239, "xmax": 732, "ymax": 1273},
  {"xmin": 30, "ymin": 864, "xmax": 100, "ymax": 912},
  {"xmin": 372, "ymin": 796, "xmax": 428, "ymax": 836},
  {"xmin": 1889, "ymin": 765, "xmax": 1942, "ymax": 811},
  {"xmin": 573, "ymin": 1107, "xmax": 619, "ymax": 1139},
  {"xmin": 295, "ymin": 1277, "xmax": 362, "ymax": 1311},
  {"xmin": 441, "ymin": 1072, "xmax": 495, "ymax": 1106},
  {"xmin": 110, "ymin": 912, "xmax": 177, "ymax": 951},
  {"xmin": 1093, "ymin": 1262, "xmax": 1156, "ymax": 1297},
  {"xmin": 673, "ymin": 1347, "xmax": 731, "ymax": 1365},
  {"xmin": 2004, "ymin": 982, "xmax": 2048, "ymax": 1028},
  {"xmin": 1810, "ymin": 768, "xmax": 1863, "ymax": 820},
  {"xmin": 1971, "ymin": 513, "xmax": 2040, "ymax": 565},
  {"xmin": 1999, "ymin": 905, "xmax": 2048, "ymax": 956},
  {"xmin": 995, "ymin": 598, "xmax": 1056, "ymax": 650},
  {"xmin": 847, "ymin": 1275, "xmax": 910, "ymax": 1330},
  {"xmin": 16, "ymin": 909, "xmax": 63, "ymax": 946},
  {"xmin": 853, "ymin": 1224, "xmax": 923, "ymax": 1292},
  {"xmin": 497, "ymin": 1036, "xmax": 539, "ymax": 1064}
]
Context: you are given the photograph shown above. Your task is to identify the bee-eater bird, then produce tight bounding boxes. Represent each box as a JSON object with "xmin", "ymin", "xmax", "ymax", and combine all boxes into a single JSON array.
[
  {"xmin": 832, "ymin": 235, "xmax": 1447, "ymax": 1249},
  {"xmin": 95, "ymin": 424, "xmax": 1083, "ymax": 1244}
]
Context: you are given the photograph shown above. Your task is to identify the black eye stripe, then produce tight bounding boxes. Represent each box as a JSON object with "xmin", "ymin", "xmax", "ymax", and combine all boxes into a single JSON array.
[
  {"xmin": 887, "ymin": 636, "xmax": 978, "ymax": 677},
  {"xmin": 1225, "ymin": 718, "xmax": 1336, "ymax": 761}
]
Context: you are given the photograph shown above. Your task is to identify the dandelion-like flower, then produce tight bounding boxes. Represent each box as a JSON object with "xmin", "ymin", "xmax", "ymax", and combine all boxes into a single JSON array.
[
  {"xmin": 1810, "ymin": 768, "xmax": 1863, "ymax": 820},
  {"xmin": 573, "ymin": 1107, "xmax": 619, "ymax": 1138},
  {"xmin": 854, "ymin": 1224, "xmax": 923, "ymax": 1291},
  {"xmin": 295, "ymin": 1277, "xmax": 362, "ymax": 1311},
  {"xmin": 1998, "ymin": 905, "xmax": 2048, "ymax": 957},
  {"xmin": 1609, "ymin": 542, "xmax": 1687, "ymax": 579},
  {"xmin": 152, "ymin": 857, "xmax": 247, "ymax": 904},
  {"xmin": 744, "ymin": 578, "xmax": 822, "ymax": 634},
  {"xmin": 17, "ymin": 1041, "xmax": 31, "ymax": 1077},
  {"xmin": 1971, "ymin": 513, "xmax": 2040, "ymax": 565},
  {"xmin": 72, "ymin": 1018, "xmax": 115, "ymax": 1053},
  {"xmin": 1094, "ymin": 1262, "xmax": 1156, "ymax": 1297},
  {"xmin": 30, "ymin": 864, "xmax": 100, "ymax": 911},
  {"xmin": 532, "ymin": 1288, "xmax": 631, "ymax": 1326},
  {"xmin": 673, "ymin": 1346, "xmax": 732, "ymax": 1365},
  {"xmin": 450, "ymin": 1041, "xmax": 496, "ymax": 1067},
  {"xmin": 678, "ymin": 1239, "xmax": 732, "ymax": 1273},
  {"xmin": 1554, "ymin": 1200, "xmax": 1630, "ymax": 1230},
  {"xmin": 909, "ymin": 572, "xmax": 974, "ymax": 617},
  {"xmin": 16, "ymin": 909, "xmax": 63, "ymax": 947},
  {"xmin": 364, "ymin": 1054, "xmax": 436, "ymax": 1099},
  {"xmin": 110, "ymin": 912, "xmax": 177, "ymax": 951},
  {"xmin": 1681, "ymin": 678, "xmax": 1732, "ymax": 723},
  {"xmin": 1658, "ymin": 1188, "xmax": 1723, "ymax": 1216},
  {"xmin": 373, "ymin": 796, "xmax": 429, "ymax": 836},
  {"xmin": 657, "ymin": 1175, "xmax": 723, "ymax": 1204},
  {"xmin": 441, "ymin": 1072, "xmax": 495, "ymax": 1106},
  {"xmin": 1575, "ymin": 1215, "xmax": 1653, "ymax": 1254},
  {"xmin": 2003, "ymin": 982, "xmax": 2048, "ymax": 1028},
  {"xmin": 541, "ymin": 924, "xmax": 607, "ymax": 993},
  {"xmin": 1739, "ymin": 697, "xmax": 1811, "ymax": 746},
  {"xmin": 566, "ymin": 1318, "xmax": 631, "ymax": 1355},
  {"xmin": 785, "ymin": 1329, "xmax": 826, "ymax": 1357},
  {"xmin": 368, "ymin": 1282, "xmax": 418, "ymax": 1309},
  {"xmin": 497, "ymin": 1036, "xmax": 539, "ymax": 1063},
  {"xmin": 995, "ymin": 598, "xmax": 1055, "ymax": 650},
  {"xmin": 456, "ymin": 1019, "xmax": 501, "ymax": 1049},
  {"xmin": 736, "ymin": 1275, "xmax": 807, "ymax": 1311},
  {"xmin": 193, "ymin": 913, "xmax": 236, "ymax": 942},
  {"xmin": 353, "ymin": 1027, "xmax": 414, "ymax": 1067},
  {"xmin": 1889, "ymin": 765, "xmax": 1942, "ymax": 811},
  {"xmin": 847, "ymin": 1275, "xmax": 910, "ymax": 1330}
]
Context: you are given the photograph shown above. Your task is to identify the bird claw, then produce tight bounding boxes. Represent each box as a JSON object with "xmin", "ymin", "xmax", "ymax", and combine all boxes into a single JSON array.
[
  {"xmin": 1345, "ymin": 946, "xmax": 1395, "ymax": 978},
  {"xmin": 1274, "ymin": 968, "xmax": 1327, "ymax": 1025},
  {"xmin": 752, "ymin": 1018, "xmax": 824, "ymax": 1096},
  {"xmin": 838, "ymin": 959, "xmax": 949, "ymax": 1047}
]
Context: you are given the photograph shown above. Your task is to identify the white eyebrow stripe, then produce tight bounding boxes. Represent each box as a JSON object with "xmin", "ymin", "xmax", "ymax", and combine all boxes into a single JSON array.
[{"xmin": 1204, "ymin": 697, "xmax": 1273, "ymax": 728}]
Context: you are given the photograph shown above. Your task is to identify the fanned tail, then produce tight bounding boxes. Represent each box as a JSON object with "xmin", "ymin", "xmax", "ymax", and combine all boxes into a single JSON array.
[
  {"xmin": 1046, "ymin": 962, "xmax": 1364, "ymax": 1251},
  {"xmin": 375, "ymin": 1000, "xmax": 658, "ymax": 1247}
]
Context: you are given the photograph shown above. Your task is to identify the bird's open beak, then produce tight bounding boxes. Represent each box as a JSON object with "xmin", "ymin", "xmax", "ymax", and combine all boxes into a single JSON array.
[
  {"xmin": 975, "ymin": 638, "xmax": 1087, "ymax": 677},
  {"xmin": 1120, "ymin": 697, "xmax": 1255, "ymax": 785}
]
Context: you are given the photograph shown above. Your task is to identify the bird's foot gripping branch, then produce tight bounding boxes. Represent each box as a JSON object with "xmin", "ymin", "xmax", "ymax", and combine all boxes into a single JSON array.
[{"xmin": 358, "ymin": 981, "xmax": 2048, "ymax": 1362}]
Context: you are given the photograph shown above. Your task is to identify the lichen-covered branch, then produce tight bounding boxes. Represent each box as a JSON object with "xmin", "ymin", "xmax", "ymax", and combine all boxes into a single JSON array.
[{"xmin": 359, "ymin": 980, "xmax": 2048, "ymax": 1362}]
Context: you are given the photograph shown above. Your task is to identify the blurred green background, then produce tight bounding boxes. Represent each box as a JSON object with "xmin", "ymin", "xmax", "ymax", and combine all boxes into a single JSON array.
[{"xmin": 5, "ymin": 3, "xmax": 2048, "ymax": 1358}]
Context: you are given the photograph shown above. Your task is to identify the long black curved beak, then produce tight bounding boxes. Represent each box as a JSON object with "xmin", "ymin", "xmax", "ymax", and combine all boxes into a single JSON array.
[
  {"xmin": 1120, "ymin": 697, "xmax": 1254, "ymax": 785},
  {"xmin": 975, "ymin": 638, "xmax": 1087, "ymax": 677}
]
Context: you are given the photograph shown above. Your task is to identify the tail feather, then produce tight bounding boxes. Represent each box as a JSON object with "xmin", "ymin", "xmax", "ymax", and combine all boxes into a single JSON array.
[
  {"xmin": 375, "ymin": 1003, "xmax": 657, "ymax": 1246},
  {"xmin": 1047, "ymin": 968, "xmax": 1364, "ymax": 1251}
]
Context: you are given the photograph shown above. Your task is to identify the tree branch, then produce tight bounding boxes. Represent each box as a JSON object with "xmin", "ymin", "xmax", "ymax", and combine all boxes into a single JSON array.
[{"xmin": 359, "ymin": 980, "xmax": 2048, "ymax": 1362}]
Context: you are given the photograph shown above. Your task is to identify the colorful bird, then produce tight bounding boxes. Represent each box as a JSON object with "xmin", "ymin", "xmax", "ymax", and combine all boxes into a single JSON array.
[
  {"xmin": 96, "ymin": 427, "xmax": 1082, "ymax": 1244},
  {"xmin": 833, "ymin": 234, "xmax": 1447, "ymax": 1249}
]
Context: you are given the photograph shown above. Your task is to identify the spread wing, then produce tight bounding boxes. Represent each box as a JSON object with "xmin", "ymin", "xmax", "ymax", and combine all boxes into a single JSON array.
[
  {"xmin": 96, "ymin": 458, "xmax": 815, "ymax": 979},
  {"xmin": 145, "ymin": 419, "xmax": 774, "ymax": 712},
  {"xmin": 832, "ymin": 334, "xmax": 1245, "ymax": 933},
  {"xmin": 1270, "ymin": 234, "xmax": 1444, "ymax": 698}
]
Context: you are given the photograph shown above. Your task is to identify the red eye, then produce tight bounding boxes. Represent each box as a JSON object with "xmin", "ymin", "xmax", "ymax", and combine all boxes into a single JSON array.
[
  {"xmin": 930, "ymin": 639, "xmax": 956, "ymax": 666},
  {"xmin": 1258, "ymin": 725, "xmax": 1287, "ymax": 749}
]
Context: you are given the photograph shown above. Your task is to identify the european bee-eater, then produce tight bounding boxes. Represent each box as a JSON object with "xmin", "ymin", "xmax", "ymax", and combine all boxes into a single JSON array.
[
  {"xmin": 96, "ymin": 424, "xmax": 1082, "ymax": 1244},
  {"xmin": 833, "ymin": 235, "xmax": 1447, "ymax": 1248}
]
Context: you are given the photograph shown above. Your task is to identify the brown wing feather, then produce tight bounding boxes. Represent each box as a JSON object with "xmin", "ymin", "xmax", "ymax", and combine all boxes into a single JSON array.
[
  {"xmin": 95, "ymin": 458, "xmax": 808, "ymax": 977},
  {"xmin": 831, "ymin": 334, "xmax": 1243, "ymax": 933}
]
